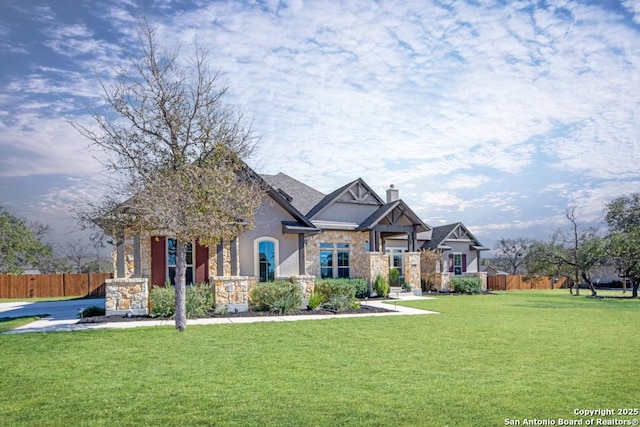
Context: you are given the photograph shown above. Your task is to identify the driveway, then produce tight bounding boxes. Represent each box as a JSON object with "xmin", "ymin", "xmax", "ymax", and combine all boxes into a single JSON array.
[{"xmin": 1, "ymin": 298, "xmax": 105, "ymax": 333}]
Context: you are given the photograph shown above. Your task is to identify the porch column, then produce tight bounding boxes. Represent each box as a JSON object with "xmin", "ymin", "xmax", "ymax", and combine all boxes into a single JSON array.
[
  {"xmin": 298, "ymin": 234, "xmax": 306, "ymax": 275},
  {"xmin": 133, "ymin": 235, "xmax": 142, "ymax": 277},
  {"xmin": 216, "ymin": 239, "xmax": 224, "ymax": 276},
  {"xmin": 230, "ymin": 238, "xmax": 238, "ymax": 276},
  {"xmin": 115, "ymin": 232, "xmax": 125, "ymax": 278}
]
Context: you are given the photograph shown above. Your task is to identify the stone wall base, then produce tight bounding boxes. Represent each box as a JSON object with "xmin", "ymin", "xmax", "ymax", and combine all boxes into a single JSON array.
[
  {"xmin": 105, "ymin": 278, "xmax": 148, "ymax": 316},
  {"xmin": 212, "ymin": 276, "xmax": 258, "ymax": 313}
]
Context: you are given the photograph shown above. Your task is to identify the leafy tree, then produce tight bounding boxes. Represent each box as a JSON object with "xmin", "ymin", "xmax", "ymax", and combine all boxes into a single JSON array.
[
  {"xmin": 494, "ymin": 237, "xmax": 534, "ymax": 274},
  {"xmin": 525, "ymin": 208, "xmax": 604, "ymax": 296},
  {"xmin": 0, "ymin": 206, "xmax": 53, "ymax": 274},
  {"xmin": 73, "ymin": 23, "xmax": 262, "ymax": 331},
  {"xmin": 604, "ymin": 193, "xmax": 640, "ymax": 298}
]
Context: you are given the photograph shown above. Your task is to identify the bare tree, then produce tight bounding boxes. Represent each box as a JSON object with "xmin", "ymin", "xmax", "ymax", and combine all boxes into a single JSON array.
[
  {"xmin": 526, "ymin": 207, "xmax": 603, "ymax": 296},
  {"xmin": 494, "ymin": 237, "xmax": 534, "ymax": 274},
  {"xmin": 73, "ymin": 23, "xmax": 262, "ymax": 331},
  {"xmin": 64, "ymin": 239, "xmax": 91, "ymax": 273}
]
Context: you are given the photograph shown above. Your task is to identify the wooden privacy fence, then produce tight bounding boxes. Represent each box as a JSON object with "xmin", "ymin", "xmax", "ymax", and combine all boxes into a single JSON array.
[
  {"xmin": 0, "ymin": 273, "xmax": 113, "ymax": 299},
  {"xmin": 487, "ymin": 275, "xmax": 567, "ymax": 291}
]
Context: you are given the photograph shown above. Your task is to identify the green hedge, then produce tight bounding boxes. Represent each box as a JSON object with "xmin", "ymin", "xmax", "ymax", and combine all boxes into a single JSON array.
[
  {"xmin": 450, "ymin": 276, "xmax": 482, "ymax": 294},
  {"xmin": 149, "ymin": 283, "xmax": 214, "ymax": 318},
  {"xmin": 315, "ymin": 278, "xmax": 366, "ymax": 301},
  {"xmin": 249, "ymin": 280, "xmax": 303, "ymax": 314}
]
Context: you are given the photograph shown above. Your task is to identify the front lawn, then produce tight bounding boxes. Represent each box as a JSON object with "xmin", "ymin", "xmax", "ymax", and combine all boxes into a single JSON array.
[
  {"xmin": 0, "ymin": 316, "xmax": 43, "ymax": 334},
  {"xmin": 0, "ymin": 291, "xmax": 637, "ymax": 426}
]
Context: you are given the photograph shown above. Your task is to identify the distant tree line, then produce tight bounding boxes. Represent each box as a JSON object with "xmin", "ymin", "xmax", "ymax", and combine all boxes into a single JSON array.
[
  {"xmin": 0, "ymin": 206, "xmax": 113, "ymax": 274},
  {"xmin": 487, "ymin": 194, "xmax": 640, "ymax": 297}
]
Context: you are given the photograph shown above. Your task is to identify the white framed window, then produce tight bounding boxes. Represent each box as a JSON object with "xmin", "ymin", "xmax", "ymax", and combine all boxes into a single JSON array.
[
  {"xmin": 167, "ymin": 238, "xmax": 194, "ymax": 286},
  {"xmin": 386, "ymin": 248, "xmax": 405, "ymax": 278},
  {"xmin": 254, "ymin": 237, "xmax": 279, "ymax": 282},
  {"xmin": 319, "ymin": 243, "xmax": 350, "ymax": 279},
  {"xmin": 449, "ymin": 253, "xmax": 467, "ymax": 275}
]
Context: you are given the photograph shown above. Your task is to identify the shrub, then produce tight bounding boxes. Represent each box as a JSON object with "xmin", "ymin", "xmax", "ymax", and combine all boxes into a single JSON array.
[
  {"xmin": 451, "ymin": 276, "xmax": 482, "ymax": 294},
  {"xmin": 250, "ymin": 280, "xmax": 303, "ymax": 314},
  {"xmin": 402, "ymin": 282, "xmax": 412, "ymax": 292},
  {"xmin": 270, "ymin": 291, "xmax": 302, "ymax": 314},
  {"xmin": 322, "ymin": 294, "xmax": 352, "ymax": 311},
  {"xmin": 389, "ymin": 268, "xmax": 400, "ymax": 287},
  {"xmin": 315, "ymin": 278, "xmax": 357, "ymax": 301},
  {"xmin": 150, "ymin": 283, "xmax": 214, "ymax": 318},
  {"xmin": 78, "ymin": 305, "xmax": 105, "ymax": 318},
  {"xmin": 373, "ymin": 273, "xmax": 390, "ymax": 297},
  {"xmin": 185, "ymin": 283, "xmax": 214, "ymax": 318},
  {"xmin": 351, "ymin": 278, "xmax": 369, "ymax": 298},
  {"xmin": 307, "ymin": 291, "xmax": 324, "ymax": 310},
  {"xmin": 149, "ymin": 284, "xmax": 175, "ymax": 318}
]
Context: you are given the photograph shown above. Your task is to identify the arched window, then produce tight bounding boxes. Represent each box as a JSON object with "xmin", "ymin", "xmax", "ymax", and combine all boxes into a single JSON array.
[{"xmin": 254, "ymin": 237, "xmax": 278, "ymax": 282}]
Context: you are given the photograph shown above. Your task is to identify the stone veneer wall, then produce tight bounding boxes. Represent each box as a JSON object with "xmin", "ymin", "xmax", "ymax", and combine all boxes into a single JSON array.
[
  {"xmin": 208, "ymin": 240, "xmax": 234, "ymax": 278},
  {"xmin": 367, "ymin": 252, "xmax": 389, "ymax": 285},
  {"xmin": 306, "ymin": 230, "xmax": 370, "ymax": 279},
  {"xmin": 403, "ymin": 252, "xmax": 421, "ymax": 290},
  {"xmin": 212, "ymin": 275, "xmax": 315, "ymax": 312},
  {"xmin": 212, "ymin": 276, "xmax": 258, "ymax": 312},
  {"xmin": 290, "ymin": 275, "xmax": 315, "ymax": 300},
  {"xmin": 105, "ymin": 278, "xmax": 148, "ymax": 316},
  {"xmin": 113, "ymin": 234, "xmax": 152, "ymax": 280}
]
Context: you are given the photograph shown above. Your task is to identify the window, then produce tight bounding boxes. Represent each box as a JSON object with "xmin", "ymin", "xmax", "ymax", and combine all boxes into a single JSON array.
[
  {"xmin": 167, "ymin": 238, "xmax": 194, "ymax": 286},
  {"xmin": 449, "ymin": 253, "xmax": 466, "ymax": 275},
  {"xmin": 386, "ymin": 248, "xmax": 404, "ymax": 278},
  {"xmin": 258, "ymin": 240, "xmax": 275, "ymax": 282},
  {"xmin": 255, "ymin": 237, "xmax": 278, "ymax": 282},
  {"xmin": 319, "ymin": 243, "xmax": 350, "ymax": 278}
]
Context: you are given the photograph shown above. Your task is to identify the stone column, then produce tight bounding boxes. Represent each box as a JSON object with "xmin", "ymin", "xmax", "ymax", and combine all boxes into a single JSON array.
[
  {"xmin": 403, "ymin": 252, "xmax": 422, "ymax": 294},
  {"xmin": 105, "ymin": 278, "xmax": 148, "ymax": 316}
]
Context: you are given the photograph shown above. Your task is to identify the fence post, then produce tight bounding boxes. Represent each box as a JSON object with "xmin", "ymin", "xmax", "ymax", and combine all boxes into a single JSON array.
[{"xmin": 87, "ymin": 272, "xmax": 91, "ymax": 297}]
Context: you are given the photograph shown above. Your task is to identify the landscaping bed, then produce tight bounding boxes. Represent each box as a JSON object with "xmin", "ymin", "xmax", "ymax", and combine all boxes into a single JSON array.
[{"xmin": 78, "ymin": 303, "xmax": 393, "ymax": 323}]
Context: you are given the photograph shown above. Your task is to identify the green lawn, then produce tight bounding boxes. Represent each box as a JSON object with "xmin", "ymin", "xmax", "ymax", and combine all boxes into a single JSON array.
[
  {"xmin": 0, "ymin": 291, "xmax": 638, "ymax": 426},
  {"xmin": 0, "ymin": 316, "xmax": 43, "ymax": 334}
]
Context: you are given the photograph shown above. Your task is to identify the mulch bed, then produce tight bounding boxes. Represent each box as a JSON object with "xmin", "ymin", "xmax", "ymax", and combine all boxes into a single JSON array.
[{"xmin": 78, "ymin": 303, "xmax": 394, "ymax": 324}]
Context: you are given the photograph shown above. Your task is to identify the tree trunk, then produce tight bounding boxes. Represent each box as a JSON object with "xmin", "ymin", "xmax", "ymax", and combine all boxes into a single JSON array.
[
  {"xmin": 175, "ymin": 240, "xmax": 187, "ymax": 332},
  {"xmin": 633, "ymin": 280, "xmax": 639, "ymax": 299},
  {"xmin": 581, "ymin": 272, "xmax": 597, "ymax": 297}
]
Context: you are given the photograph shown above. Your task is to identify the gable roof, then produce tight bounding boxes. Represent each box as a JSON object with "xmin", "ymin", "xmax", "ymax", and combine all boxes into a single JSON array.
[
  {"xmin": 307, "ymin": 178, "xmax": 385, "ymax": 219},
  {"xmin": 421, "ymin": 222, "xmax": 488, "ymax": 251},
  {"xmin": 260, "ymin": 173, "xmax": 325, "ymax": 215},
  {"xmin": 357, "ymin": 200, "xmax": 430, "ymax": 232}
]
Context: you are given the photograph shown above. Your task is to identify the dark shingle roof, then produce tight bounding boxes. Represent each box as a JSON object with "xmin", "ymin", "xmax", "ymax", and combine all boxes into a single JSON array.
[
  {"xmin": 260, "ymin": 173, "xmax": 325, "ymax": 215},
  {"xmin": 421, "ymin": 223, "xmax": 459, "ymax": 249}
]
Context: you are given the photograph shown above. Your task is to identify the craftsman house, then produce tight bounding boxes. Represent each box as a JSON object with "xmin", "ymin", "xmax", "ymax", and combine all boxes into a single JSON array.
[{"xmin": 109, "ymin": 171, "xmax": 487, "ymax": 312}]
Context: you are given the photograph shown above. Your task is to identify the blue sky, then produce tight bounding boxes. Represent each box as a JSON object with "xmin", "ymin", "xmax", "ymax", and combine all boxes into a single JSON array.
[{"xmin": 1, "ymin": 0, "xmax": 639, "ymax": 254}]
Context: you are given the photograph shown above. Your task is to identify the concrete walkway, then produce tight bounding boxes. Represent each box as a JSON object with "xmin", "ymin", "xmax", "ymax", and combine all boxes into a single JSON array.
[{"xmin": 3, "ymin": 293, "xmax": 437, "ymax": 334}]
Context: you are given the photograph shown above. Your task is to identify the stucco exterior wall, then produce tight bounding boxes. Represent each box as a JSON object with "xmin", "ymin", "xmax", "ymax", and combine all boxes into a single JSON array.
[
  {"xmin": 313, "ymin": 203, "xmax": 380, "ymax": 224},
  {"xmin": 238, "ymin": 196, "xmax": 301, "ymax": 278},
  {"xmin": 445, "ymin": 241, "xmax": 480, "ymax": 273}
]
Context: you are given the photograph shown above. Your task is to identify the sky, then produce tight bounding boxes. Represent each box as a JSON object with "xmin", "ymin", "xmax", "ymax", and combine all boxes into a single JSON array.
[{"xmin": 1, "ymin": 0, "xmax": 639, "ymax": 255}]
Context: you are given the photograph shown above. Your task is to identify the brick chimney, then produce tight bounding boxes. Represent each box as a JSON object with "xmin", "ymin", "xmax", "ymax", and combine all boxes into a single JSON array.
[{"xmin": 386, "ymin": 184, "xmax": 399, "ymax": 203}]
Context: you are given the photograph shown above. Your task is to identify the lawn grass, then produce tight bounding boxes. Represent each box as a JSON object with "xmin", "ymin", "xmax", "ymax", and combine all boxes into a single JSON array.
[
  {"xmin": 0, "ymin": 316, "xmax": 43, "ymax": 334},
  {"xmin": 0, "ymin": 291, "xmax": 638, "ymax": 426}
]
